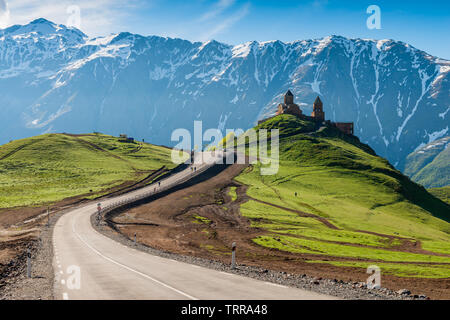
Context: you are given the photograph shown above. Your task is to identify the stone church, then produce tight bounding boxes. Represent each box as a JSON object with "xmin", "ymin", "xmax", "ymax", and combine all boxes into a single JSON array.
[
  {"xmin": 276, "ymin": 90, "xmax": 303, "ymax": 117},
  {"xmin": 272, "ymin": 90, "xmax": 354, "ymax": 135}
]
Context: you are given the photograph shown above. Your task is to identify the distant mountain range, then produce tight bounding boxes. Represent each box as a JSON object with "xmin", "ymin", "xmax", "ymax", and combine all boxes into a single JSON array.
[
  {"xmin": 404, "ymin": 136, "xmax": 449, "ymax": 188},
  {"xmin": 0, "ymin": 18, "xmax": 449, "ymax": 172}
]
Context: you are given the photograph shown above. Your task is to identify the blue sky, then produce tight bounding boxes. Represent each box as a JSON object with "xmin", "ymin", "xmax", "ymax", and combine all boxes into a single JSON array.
[{"xmin": 1, "ymin": 0, "xmax": 449, "ymax": 58}]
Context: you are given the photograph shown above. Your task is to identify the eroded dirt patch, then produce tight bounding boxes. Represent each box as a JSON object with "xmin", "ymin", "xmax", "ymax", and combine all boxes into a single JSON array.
[
  {"xmin": 0, "ymin": 165, "xmax": 170, "ymax": 298},
  {"xmin": 109, "ymin": 163, "xmax": 450, "ymax": 300}
]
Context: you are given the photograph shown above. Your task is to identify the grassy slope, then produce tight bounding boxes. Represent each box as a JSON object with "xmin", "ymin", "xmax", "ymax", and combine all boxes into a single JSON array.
[
  {"xmin": 428, "ymin": 187, "xmax": 450, "ymax": 205},
  {"xmin": 235, "ymin": 114, "xmax": 450, "ymax": 278},
  {"xmin": 409, "ymin": 147, "xmax": 450, "ymax": 188},
  {"xmin": 0, "ymin": 133, "xmax": 178, "ymax": 209},
  {"xmin": 404, "ymin": 136, "xmax": 450, "ymax": 188}
]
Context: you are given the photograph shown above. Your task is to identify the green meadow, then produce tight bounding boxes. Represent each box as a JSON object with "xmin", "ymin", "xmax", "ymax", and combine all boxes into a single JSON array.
[
  {"xmin": 228, "ymin": 186, "xmax": 238, "ymax": 201},
  {"xmin": 235, "ymin": 115, "xmax": 450, "ymax": 278},
  {"xmin": 306, "ymin": 260, "xmax": 450, "ymax": 279},
  {"xmin": 0, "ymin": 133, "xmax": 178, "ymax": 209},
  {"xmin": 428, "ymin": 186, "xmax": 450, "ymax": 205}
]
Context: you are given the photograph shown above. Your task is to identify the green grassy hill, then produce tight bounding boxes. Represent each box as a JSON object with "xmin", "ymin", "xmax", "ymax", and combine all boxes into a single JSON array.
[
  {"xmin": 0, "ymin": 133, "xmax": 179, "ymax": 209},
  {"xmin": 428, "ymin": 187, "xmax": 450, "ymax": 205},
  {"xmin": 404, "ymin": 136, "xmax": 449, "ymax": 188},
  {"xmin": 234, "ymin": 114, "xmax": 450, "ymax": 278}
]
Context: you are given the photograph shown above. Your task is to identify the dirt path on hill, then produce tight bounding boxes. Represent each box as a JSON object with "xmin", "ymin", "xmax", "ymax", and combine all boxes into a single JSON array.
[
  {"xmin": 0, "ymin": 140, "xmax": 39, "ymax": 161},
  {"xmin": 62, "ymin": 133, "xmax": 138, "ymax": 169},
  {"xmin": 355, "ymin": 230, "xmax": 450, "ymax": 258},
  {"xmin": 0, "ymin": 163, "xmax": 170, "ymax": 295},
  {"xmin": 0, "ymin": 166, "xmax": 160, "ymax": 229},
  {"xmin": 1, "ymin": 156, "xmax": 449, "ymax": 299},
  {"xmin": 0, "ymin": 132, "xmax": 183, "ymax": 297},
  {"xmin": 106, "ymin": 163, "xmax": 450, "ymax": 300},
  {"xmin": 247, "ymin": 196, "xmax": 340, "ymax": 230}
]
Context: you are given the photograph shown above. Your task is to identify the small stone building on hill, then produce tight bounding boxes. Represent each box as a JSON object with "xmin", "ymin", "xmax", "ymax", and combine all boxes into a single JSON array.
[
  {"xmin": 334, "ymin": 122, "xmax": 354, "ymax": 136},
  {"xmin": 264, "ymin": 90, "xmax": 354, "ymax": 135},
  {"xmin": 276, "ymin": 90, "xmax": 303, "ymax": 117}
]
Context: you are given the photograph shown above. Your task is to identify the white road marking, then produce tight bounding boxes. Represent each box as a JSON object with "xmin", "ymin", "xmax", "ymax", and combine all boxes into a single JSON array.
[
  {"xmin": 52, "ymin": 154, "xmax": 330, "ymax": 300},
  {"xmin": 265, "ymin": 282, "xmax": 287, "ymax": 288},
  {"xmin": 61, "ymin": 279, "xmax": 66, "ymax": 285},
  {"xmin": 72, "ymin": 220, "xmax": 198, "ymax": 300}
]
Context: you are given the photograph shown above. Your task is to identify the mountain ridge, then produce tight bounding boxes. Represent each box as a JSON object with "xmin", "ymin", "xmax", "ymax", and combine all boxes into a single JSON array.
[
  {"xmin": 0, "ymin": 19, "xmax": 449, "ymax": 171},
  {"xmin": 405, "ymin": 136, "xmax": 450, "ymax": 188}
]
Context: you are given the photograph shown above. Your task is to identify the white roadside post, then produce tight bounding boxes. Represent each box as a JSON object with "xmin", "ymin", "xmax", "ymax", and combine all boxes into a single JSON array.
[
  {"xmin": 47, "ymin": 206, "xmax": 50, "ymax": 227},
  {"xmin": 97, "ymin": 203, "xmax": 102, "ymax": 226},
  {"xmin": 26, "ymin": 248, "xmax": 31, "ymax": 278},
  {"xmin": 134, "ymin": 233, "xmax": 137, "ymax": 246},
  {"xmin": 231, "ymin": 242, "xmax": 236, "ymax": 270}
]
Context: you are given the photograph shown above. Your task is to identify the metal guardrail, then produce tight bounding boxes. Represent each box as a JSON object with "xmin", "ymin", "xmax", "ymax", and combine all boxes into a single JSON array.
[{"xmin": 96, "ymin": 152, "xmax": 226, "ymax": 223}]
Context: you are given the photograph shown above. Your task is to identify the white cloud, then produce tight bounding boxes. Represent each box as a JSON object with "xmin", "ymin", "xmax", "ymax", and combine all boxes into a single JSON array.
[
  {"xmin": 0, "ymin": 0, "xmax": 10, "ymax": 28},
  {"xmin": 198, "ymin": 0, "xmax": 235, "ymax": 22},
  {"xmin": 0, "ymin": 0, "xmax": 250, "ymax": 42},
  {"xmin": 1, "ymin": 0, "xmax": 148, "ymax": 36},
  {"xmin": 200, "ymin": 2, "xmax": 250, "ymax": 41}
]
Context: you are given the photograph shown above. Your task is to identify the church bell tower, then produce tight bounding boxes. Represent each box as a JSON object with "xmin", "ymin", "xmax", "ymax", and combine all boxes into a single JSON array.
[{"xmin": 311, "ymin": 96, "xmax": 325, "ymax": 121}]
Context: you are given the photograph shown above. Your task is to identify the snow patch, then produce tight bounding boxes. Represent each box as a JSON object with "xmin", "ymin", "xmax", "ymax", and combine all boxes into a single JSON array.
[
  {"xmin": 396, "ymin": 68, "xmax": 435, "ymax": 141},
  {"xmin": 426, "ymin": 127, "xmax": 448, "ymax": 145},
  {"xmin": 232, "ymin": 42, "xmax": 252, "ymax": 59},
  {"xmin": 439, "ymin": 107, "xmax": 450, "ymax": 119}
]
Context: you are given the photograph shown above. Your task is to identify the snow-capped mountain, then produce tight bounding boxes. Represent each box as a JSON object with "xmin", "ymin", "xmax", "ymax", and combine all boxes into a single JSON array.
[{"xmin": 0, "ymin": 18, "xmax": 449, "ymax": 169}]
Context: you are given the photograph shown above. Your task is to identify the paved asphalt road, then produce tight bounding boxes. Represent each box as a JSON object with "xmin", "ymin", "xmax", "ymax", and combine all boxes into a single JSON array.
[{"xmin": 53, "ymin": 152, "xmax": 337, "ymax": 300}]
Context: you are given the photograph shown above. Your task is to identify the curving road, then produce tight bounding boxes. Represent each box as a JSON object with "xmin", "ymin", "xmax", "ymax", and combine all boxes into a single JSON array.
[{"xmin": 52, "ymin": 152, "xmax": 337, "ymax": 300}]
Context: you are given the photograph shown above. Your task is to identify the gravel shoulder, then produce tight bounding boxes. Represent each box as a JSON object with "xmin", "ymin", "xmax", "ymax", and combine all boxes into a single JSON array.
[
  {"xmin": 0, "ymin": 202, "xmax": 423, "ymax": 300},
  {"xmin": 0, "ymin": 208, "xmax": 70, "ymax": 300},
  {"xmin": 0, "ymin": 162, "xmax": 434, "ymax": 300},
  {"xmin": 0, "ymin": 166, "xmax": 173, "ymax": 300},
  {"xmin": 92, "ymin": 214, "xmax": 417, "ymax": 300}
]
